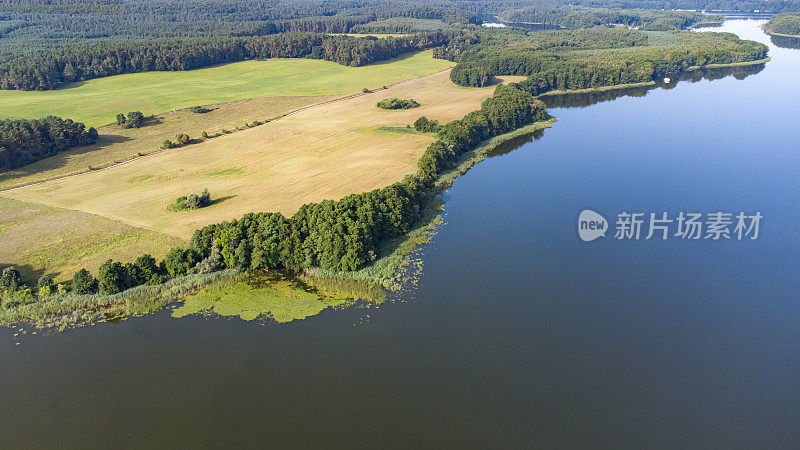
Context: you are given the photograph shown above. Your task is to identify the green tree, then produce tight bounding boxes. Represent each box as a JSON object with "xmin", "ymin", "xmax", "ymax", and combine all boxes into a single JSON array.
[
  {"xmin": 164, "ymin": 248, "xmax": 199, "ymax": 276},
  {"xmin": 72, "ymin": 268, "xmax": 98, "ymax": 294},
  {"xmin": 37, "ymin": 275, "xmax": 55, "ymax": 298},
  {"xmin": 98, "ymin": 259, "xmax": 128, "ymax": 295},
  {"xmin": 0, "ymin": 266, "xmax": 23, "ymax": 291},
  {"xmin": 116, "ymin": 113, "xmax": 126, "ymax": 126},
  {"xmin": 124, "ymin": 111, "xmax": 144, "ymax": 128},
  {"xmin": 133, "ymin": 254, "xmax": 160, "ymax": 285}
]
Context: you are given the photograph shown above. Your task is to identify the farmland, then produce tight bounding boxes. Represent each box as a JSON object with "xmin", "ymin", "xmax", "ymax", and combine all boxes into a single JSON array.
[
  {"xmin": 0, "ymin": 51, "xmax": 469, "ymax": 281},
  {"xmin": 0, "ymin": 197, "xmax": 182, "ymax": 282},
  {"xmin": 1, "ymin": 70, "xmax": 523, "ymax": 241},
  {"xmin": 0, "ymin": 95, "xmax": 338, "ymax": 189},
  {"xmin": 0, "ymin": 50, "xmax": 453, "ymax": 127}
]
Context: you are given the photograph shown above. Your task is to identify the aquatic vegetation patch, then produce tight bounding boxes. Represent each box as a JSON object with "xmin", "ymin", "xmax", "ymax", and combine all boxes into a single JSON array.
[{"xmin": 172, "ymin": 273, "xmax": 352, "ymax": 323}]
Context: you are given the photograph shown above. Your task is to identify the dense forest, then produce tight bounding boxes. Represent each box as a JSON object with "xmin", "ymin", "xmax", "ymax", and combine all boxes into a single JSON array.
[
  {"xmin": 764, "ymin": 13, "xmax": 800, "ymax": 35},
  {"xmin": 0, "ymin": 117, "xmax": 97, "ymax": 170},
  {"xmin": 0, "ymin": 32, "xmax": 451, "ymax": 91},
  {"xmin": 0, "ymin": 0, "xmax": 797, "ymax": 90},
  {"xmin": 438, "ymin": 27, "xmax": 767, "ymax": 88},
  {"xmin": 351, "ymin": 18, "xmax": 456, "ymax": 34}
]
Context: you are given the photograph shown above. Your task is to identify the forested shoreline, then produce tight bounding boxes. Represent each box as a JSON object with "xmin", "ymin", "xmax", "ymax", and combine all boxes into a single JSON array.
[
  {"xmin": 439, "ymin": 28, "xmax": 768, "ymax": 90},
  {"xmin": 764, "ymin": 13, "xmax": 800, "ymax": 36}
]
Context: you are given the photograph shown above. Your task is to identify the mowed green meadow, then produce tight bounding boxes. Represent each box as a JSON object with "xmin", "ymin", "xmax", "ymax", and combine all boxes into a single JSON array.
[{"xmin": 0, "ymin": 50, "xmax": 453, "ymax": 127}]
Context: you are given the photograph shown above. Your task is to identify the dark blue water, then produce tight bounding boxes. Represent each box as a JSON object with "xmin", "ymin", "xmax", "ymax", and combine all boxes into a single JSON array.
[{"xmin": 1, "ymin": 20, "xmax": 798, "ymax": 448}]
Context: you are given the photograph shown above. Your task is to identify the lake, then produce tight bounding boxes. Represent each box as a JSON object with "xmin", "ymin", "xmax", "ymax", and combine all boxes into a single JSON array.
[{"xmin": 2, "ymin": 19, "xmax": 799, "ymax": 448}]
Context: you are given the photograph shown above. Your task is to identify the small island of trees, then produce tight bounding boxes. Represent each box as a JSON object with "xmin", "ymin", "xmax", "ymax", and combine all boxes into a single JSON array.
[
  {"xmin": 169, "ymin": 188, "xmax": 212, "ymax": 211},
  {"xmin": 377, "ymin": 98, "xmax": 420, "ymax": 109}
]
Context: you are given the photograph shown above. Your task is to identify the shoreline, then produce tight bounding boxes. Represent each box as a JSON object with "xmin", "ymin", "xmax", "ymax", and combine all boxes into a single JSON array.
[
  {"xmin": 0, "ymin": 118, "xmax": 558, "ymax": 329},
  {"xmin": 686, "ymin": 57, "xmax": 771, "ymax": 71},
  {"xmin": 538, "ymin": 81, "xmax": 656, "ymax": 96},
  {"xmin": 306, "ymin": 118, "xmax": 558, "ymax": 290},
  {"xmin": 764, "ymin": 30, "xmax": 800, "ymax": 38},
  {"xmin": 535, "ymin": 57, "xmax": 770, "ymax": 97},
  {"xmin": 1, "ymin": 51, "xmax": 766, "ymax": 329}
]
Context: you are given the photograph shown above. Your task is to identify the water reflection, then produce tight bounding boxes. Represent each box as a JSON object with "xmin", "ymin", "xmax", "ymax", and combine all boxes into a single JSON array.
[
  {"xmin": 485, "ymin": 128, "xmax": 546, "ymax": 158},
  {"xmin": 769, "ymin": 33, "xmax": 800, "ymax": 49},
  {"xmin": 539, "ymin": 62, "xmax": 765, "ymax": 108}
]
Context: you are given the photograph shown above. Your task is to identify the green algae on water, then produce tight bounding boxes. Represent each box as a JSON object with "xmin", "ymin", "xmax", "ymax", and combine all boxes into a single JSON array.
[{"xmin": 172, "ymin": 272, "xmax": 356, "ymax": 323}]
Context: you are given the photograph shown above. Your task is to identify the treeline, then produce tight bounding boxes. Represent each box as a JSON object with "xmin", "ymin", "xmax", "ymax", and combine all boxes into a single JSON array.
[
  {"xmin": 440, "ymin": 28, "xmax": 768, "ymax": 88},
  {"xmin": 439, "ymin": 27, "xmax": 650, "ymax": 86},
  {"xmin": 765, "ymin": 13, "xmax": 800, "ymax": 36},
  {"xmin": 0, "ymin": 32, "xmax": 451, "ymax": 91},
  {"xmin": 0, "ymin": 116, "xmax": 98, "ymax": 170}
]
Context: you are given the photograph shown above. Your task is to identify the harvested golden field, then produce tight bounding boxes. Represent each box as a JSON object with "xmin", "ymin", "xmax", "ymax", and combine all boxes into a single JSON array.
[
  {"xmin": 0, "ymin": 95, "xmax": 337, "ymax": 190},
  {"xmin": 1, "ymin": 71, "xmax": 524, "ymax": 239},
  {"xmin": 0, "ymin": 197, "xmax": 182, "ymax": 282}
]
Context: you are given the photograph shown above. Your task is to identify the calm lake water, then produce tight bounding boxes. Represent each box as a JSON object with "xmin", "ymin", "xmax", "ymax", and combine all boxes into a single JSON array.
[{"xmin": 2, "ymin": 20, "xmax": 799, "ymax": 448}]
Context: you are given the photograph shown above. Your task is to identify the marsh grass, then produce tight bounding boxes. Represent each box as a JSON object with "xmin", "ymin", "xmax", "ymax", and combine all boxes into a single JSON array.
[
  {"xmin": 172, "ymin": 271, "xmax": 366, "ymax": 323},
  {"xmin": 0, "ymin": 269, "xmax": 238, "ymax": 330}
]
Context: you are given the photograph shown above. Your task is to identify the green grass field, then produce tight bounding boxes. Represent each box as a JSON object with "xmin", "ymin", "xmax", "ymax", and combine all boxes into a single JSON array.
[{"xmin": 0, "ymin": 50, "xmax": 453, "ymax": 127}]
